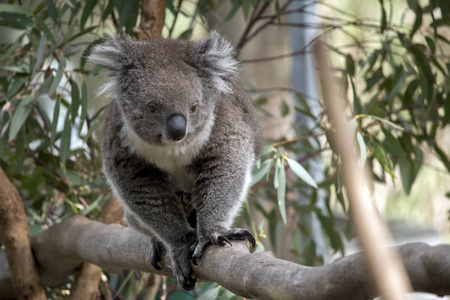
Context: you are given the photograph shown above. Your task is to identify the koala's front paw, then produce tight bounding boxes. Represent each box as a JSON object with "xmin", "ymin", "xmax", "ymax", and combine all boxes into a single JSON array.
[
  {"xmin": 149, "ymin": 238, "xmax": 166, "ymax": 270},
  {"xmin": 171, "ymin": 246, "xmax": 196, "ymax": 291},
  {"xmin": 190, "ymin": 228, "xmax": 256, "ymax": 265}
]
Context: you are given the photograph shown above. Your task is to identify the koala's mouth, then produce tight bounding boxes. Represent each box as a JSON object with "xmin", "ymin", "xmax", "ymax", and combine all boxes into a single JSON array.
[{"xmin": 160, "ymin": 134, "xmax": 187, "ymax": 144}]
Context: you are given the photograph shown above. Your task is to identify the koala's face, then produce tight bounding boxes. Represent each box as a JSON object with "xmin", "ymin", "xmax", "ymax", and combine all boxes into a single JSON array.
[
  {"xmin": 118, "ymin": 52, "xmax": 216, "ymax": 146},
  {"xmin": 90, "ymin": 32, "xmax": 238, "ymax": 146}
]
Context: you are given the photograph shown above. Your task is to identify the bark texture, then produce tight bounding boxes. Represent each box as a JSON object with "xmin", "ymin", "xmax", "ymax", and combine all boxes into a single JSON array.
[
  {"xmin": 68, "ymin": 197, "xmax": 124, "ymax": 300},
  {"xmin": 24, "ymin": 215, "xmax": 450, "ymax": 300},
  {"xmin": 0, "ymin": 167, "xmax": 46, "ymax": 300},
  {"xmin": 133, "ymin": 0, "xmax": 167, "ymax": 40}
]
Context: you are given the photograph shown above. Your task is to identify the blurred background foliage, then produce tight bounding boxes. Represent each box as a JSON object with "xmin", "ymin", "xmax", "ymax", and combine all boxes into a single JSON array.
[{"xmin": 0, "ymin": 0, "xmax": 449, "ymax": 299}]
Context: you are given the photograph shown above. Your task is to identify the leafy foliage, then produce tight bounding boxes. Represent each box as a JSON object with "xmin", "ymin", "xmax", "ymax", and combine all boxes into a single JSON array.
[{"xmin": 0, "ymin": 0, "xmax": 448, "ymax": 299}]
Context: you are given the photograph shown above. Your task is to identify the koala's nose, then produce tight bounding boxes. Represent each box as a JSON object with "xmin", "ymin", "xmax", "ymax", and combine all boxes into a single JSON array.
[{"xmin": 166, "ymin": 114, "xmax": 187, "ymax": 141}]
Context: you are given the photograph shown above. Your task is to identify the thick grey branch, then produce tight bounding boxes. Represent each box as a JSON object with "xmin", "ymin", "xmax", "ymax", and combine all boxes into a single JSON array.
[{"xmin": 24, "ymin": 216, "xmax": 450, "ymax": 299}]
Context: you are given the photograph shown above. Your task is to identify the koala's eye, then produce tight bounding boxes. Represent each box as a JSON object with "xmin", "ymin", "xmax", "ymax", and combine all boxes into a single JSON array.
[
  {"xmin": 148, "ymin": 105, "xmax": 158, "ymax": 114},
  {"xmin": 190, "ymin": 105, "xmax": 198, "ymax": 113}
]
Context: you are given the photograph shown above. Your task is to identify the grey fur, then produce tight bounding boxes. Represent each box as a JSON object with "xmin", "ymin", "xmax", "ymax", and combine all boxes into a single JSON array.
[{"xmin": 89, "ymin": 31, "xmax": 262, "ymax": 290}]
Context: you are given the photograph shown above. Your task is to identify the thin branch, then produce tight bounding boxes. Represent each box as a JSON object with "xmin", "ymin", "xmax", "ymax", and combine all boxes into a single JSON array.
[
  {"xmin": 241, "ymin": 28, "xmax": 332, "ymax": 63},
  {"xmin": 238, "ymin": 0, "xmax": 294, "ymax": 52},
  {"xmin": 315, "ymin": 41, "xmax": 412, "ymax": 299},
  {"xmin": 245, "ymin": 86, "xmax": 320, "ymax": 102},
  {"xmin": 272, "ymin": 132, "xmax": 326, "ymax": 148},
  {"xmin": 235, "ymin": 0, "xmax": 270, "ymax": 52}
]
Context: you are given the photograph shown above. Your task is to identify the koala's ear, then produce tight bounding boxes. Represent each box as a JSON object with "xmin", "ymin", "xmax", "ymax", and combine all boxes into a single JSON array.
[
  {"xmin": 196, "ymin": 31, "xmax": 239, "ymax": 94},
  {"xmin": 88, "ymin": 34, "xmax": 130, "ymax": 74}
]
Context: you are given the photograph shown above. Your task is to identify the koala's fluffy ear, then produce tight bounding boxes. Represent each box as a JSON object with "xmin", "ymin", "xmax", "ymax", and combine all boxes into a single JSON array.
[
  {"xmin": 196, "ymin": 31, "xmax": 239, "ymax": 94},
  {"xmin": 88, "ymin": 34, "xmax": 132, "ymax": 95},
  {"xmin": 88, "ymin": 34, "xmax": 130, "ymax": 75}
]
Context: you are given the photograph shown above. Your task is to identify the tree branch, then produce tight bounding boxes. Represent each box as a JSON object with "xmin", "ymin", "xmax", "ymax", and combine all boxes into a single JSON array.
[
  {"xmin": 21, "ymin": 215, "xmax": 450, "ymax": 300},
  {"xmin": 0, "ymin": 167, "xmax": 46, "ymax": 299}
]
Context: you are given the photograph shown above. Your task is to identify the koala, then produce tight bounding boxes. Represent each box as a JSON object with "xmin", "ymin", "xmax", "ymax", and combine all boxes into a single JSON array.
[{"xmin": 89, "ymin": 31, "xmax": 262, "ymax": 290}]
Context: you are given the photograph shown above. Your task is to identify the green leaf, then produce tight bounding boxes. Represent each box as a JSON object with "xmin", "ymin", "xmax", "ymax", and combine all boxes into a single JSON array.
[
  {"xmin": 280, "ymin": 100, "xmax": 290, "ymax": 117},
  {"xmin": 33, "ymin": 33, "xmax": 46, "ymax": 75},
  {"xmin": 251, "ymin": 158, "xmax": 274, "ymax": 186},
  {"xmin": 410, "ymin": 4, "xmax": 423, "ymax": 37},
  {"xmin": 49, "ymin": 59, "xmax": 66, "ymax": 96},
  {"xmin": 47, "ymin": 0, "xmax": 58, "ymax": 23},
  {"xmin": 273, "ymin": 157, "xmax": 280, "ymax": 188},
  {"xmin": 407, "ymin": 0, "xmax": 417, "ymax": 10},
  {"xmin": 398, "ymin": 158, "xmax": 413, "ymax": 194},
  {"xmin": 60, "ymin": 110, "xmax": 72, "ymax": 164},
  {"xmin": 81, "ymin": 0, "xmax": 98, "ymax": 29},
  {"xmin": 225, "ymin": 0, "xmax": 241, "ymax": 21},
  {"xmin": 6, "ymin": 75, "xmax": 27, "ymax": 99},
  {"xmin": 350, "ymin": 76, "xmax": 361, "ymax": 114},
  {"xmin": 60, "ymin": 26, "xmax": 96, "ymax": 47},
  {"xmin": 8, "ymin": 98, "xmax": 31, "ymax": 142},
  {"xmin": 286, "ymin": 158, "xmax": 318, "ymax": 188},
  {"xmin": 274, "ymin": 0, "xmax": 281, "ymax": 24},
  {"xmin": 356, "ymin": 132, "xmax": 367, "ymax": 169},
  {"xmin": 345, "ymin": 54, "xmax": 355, "ymax": 76},
  {"xmin": 71, "ymin": 81, "xmax": 80, "ymax": 123},
  {"xmin": 36, "ymin": 17, "xmax": 57, "ymax": 45},
  {"xmin": 379, "ymin": 1, "xmax": 387, "ymax": 33},
  {"xmin": 382, "ymin": 128, "xmax": 405, "ymax": 158},
  {"xmin": 0, "ymin": 4, "xmax": 32, "ymax": 14},
  {"xmin": 425, "ymin": 36, "xmax": 436, "ymax": 53},
  {"xmin": 373, "ymin": 138, "xmax": 395, "ymax": 181},
  {"xmin": 0, "ymin": 12, "xmax": 34, "ymax": 29},
  {"xmin": 197, "ymin": 284, "xmax": 219, "ymax": 300},
  {"xmin": 83, "ymin": 111, "xmax": 105, "ymax": 143},
  {"xmin": 241, "ymin": 0, "xmax": 250, "ymax": 20},
  {"xmin": 434, "ymin": 144, "xmax": 450, "ymax": 172},
  {"xmin": 79, "ymin": 82, "xmax": 88, "ymax": 134},
  {"xmin": 277, "ymin": 159, "xmax": 287, "ymax": 224},
  {"xmin": 51, "ymin": 99, "xmax": 60, "ymax": 144},
  {"xmin": 357, "ymin": 114, "xmax": 404, "ymax": 131},
  {"xmin": 261, "ymin": 145, "xmax": 276, "ymax": 157}
]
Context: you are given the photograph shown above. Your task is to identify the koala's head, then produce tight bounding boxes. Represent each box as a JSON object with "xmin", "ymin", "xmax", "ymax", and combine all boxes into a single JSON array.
[{"xmin": 89, "ymin": 31, "xmax": 238, "ymax": 146}]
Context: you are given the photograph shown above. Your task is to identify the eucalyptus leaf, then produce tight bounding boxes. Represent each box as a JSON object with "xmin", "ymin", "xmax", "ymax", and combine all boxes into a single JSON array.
[
  {"xmin": 261, "ymin": 144, "xmax": 276, "ymax": 157},
  {"xmin": 9, "ymin": 99, "xmax": 31, "ymax": 142},
  {"xmin": 286, "ymin": 158, "xmax": 318, "ymax": 188},
  {"xmin": 60, "ymin": 110, "xmax": 72, "ymax": 164},
  {"xmin": 251, "ymin": 158, "xmax": 274, "ymax": 186},
  {"xmin": 48, "ymin": 59, "xmax": 66, "ymax": 96},
  {"xmin": 356, "ymin": 132, "xmax": 367, "ymax": 169},
  {"xmin": 277, "ymin": 159, "xmax": 287, "ymax": 224}
]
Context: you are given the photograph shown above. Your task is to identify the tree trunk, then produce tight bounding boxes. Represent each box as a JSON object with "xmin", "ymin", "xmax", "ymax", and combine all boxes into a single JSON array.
[{"xmin": 0, "ymin": 167, "xmax": 46, "ymax": 300}]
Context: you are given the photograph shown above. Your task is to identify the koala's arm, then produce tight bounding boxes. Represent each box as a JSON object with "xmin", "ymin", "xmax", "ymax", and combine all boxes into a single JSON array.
[
  {"xmin": 102, "ymin": 104, "xmax": 194, "ymax": 247},
  {"xmin": 191, "ymin": 105, "xmax": 257, "ymax": 259}
]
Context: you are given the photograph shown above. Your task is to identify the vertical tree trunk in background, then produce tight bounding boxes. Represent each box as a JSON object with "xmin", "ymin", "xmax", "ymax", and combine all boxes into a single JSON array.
[
  {"xmin": 0, "ymin": 167, "xmax": 46, "ymax": 300},
  {"xmin": 68, "ymin": 197, "xmax": 124, "ymax": 300},
  {"xmin": 69, "ymin": 1, "xmax": 167, "ymax": 298},
  {"xmin": 134, "ymin": 0, "xmax": 167, "ymax": 40},
  {"xmin": 315, "ymin": 42, "xmax": 413, "ymax": 300}
]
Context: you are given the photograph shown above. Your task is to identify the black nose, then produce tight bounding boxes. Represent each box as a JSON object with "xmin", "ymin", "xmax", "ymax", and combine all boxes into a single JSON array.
[{"xmin": 166, "ymin": 114, "xmax": 186, "ymax": 141}]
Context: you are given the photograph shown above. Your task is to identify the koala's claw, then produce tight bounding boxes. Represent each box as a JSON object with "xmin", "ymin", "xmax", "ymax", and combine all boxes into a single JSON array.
[
  {"xmin": 190, "ymin": 228, "xmax": 256, "ymax": 265},
  {"xmin": 171, "ymin": 248, "xmax": 196, "ymax": 291},
  {"xmin": 149, "ymin": 238, "xmax": 165, "ymax": 270},
  {"xmin": 217, "ymin": 235, "xmax": 232, "ymax": 247}
]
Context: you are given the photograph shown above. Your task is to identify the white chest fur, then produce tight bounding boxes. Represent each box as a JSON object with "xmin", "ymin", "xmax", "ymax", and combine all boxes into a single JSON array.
[{"xmin": 119, "ymin": 115, "xmax": 214, "ymax": 192}]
